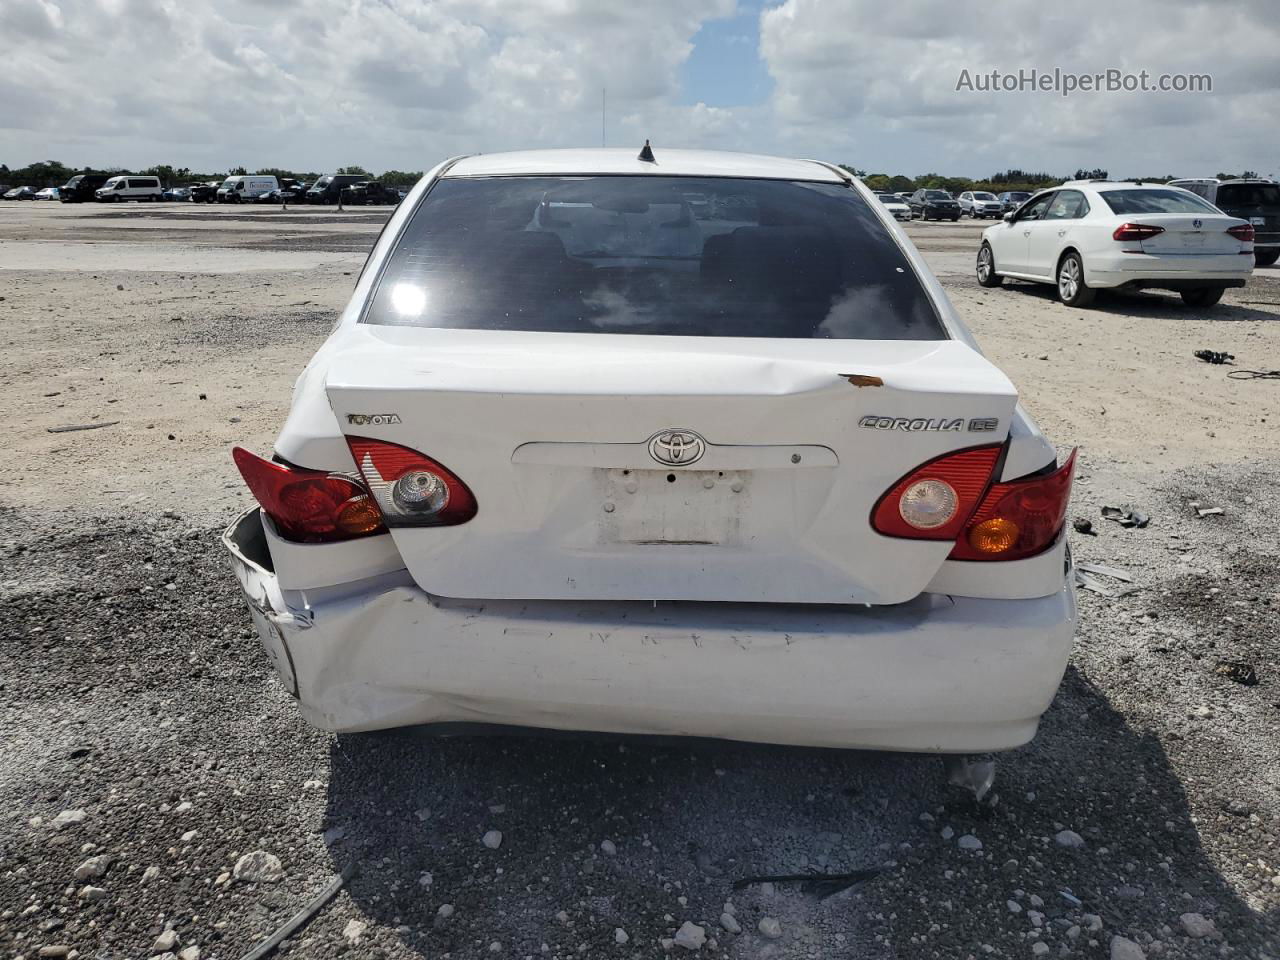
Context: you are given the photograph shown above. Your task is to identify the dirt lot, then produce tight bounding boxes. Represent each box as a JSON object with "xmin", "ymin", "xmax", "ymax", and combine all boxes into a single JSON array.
[{"xmin": 1, "ymin": 203, "xmax": 1278, "ymax": 960}]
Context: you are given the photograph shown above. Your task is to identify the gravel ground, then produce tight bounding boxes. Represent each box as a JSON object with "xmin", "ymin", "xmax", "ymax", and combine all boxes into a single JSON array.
[{"xmin": 1, "ymin": 205, "xmax": 1278, "ymax": 960}]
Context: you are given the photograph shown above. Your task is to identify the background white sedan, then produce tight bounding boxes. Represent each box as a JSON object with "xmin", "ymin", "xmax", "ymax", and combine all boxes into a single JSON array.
[
  {"xmin": 976, "ymin": 181, "xmax": 1255, "ymax": 307},
  {"xmin": 875, "ymin": 191, "xmax": 912, "ymax": 220}
]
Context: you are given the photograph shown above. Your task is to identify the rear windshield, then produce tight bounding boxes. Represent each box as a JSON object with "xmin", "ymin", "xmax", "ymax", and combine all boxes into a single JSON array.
[
  {"xmin": 1100, "ymin": 189, "xmax": 1217, "ymax": 215},
  {"xmin": 1215, "ymin": 183, "xmax": 1280, "ymax": 208},
  {"xmin": 925, "ymin": 191, "xmax": 951, "ymax": 199},
  {"xmin": 364, "ymin": 176, "xmax": 945, "ymax": 340}
]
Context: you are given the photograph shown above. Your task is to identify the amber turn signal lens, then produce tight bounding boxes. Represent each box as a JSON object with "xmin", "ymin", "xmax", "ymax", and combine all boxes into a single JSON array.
[
  {"xmin": 335, "ymin": 495, "xmax": 384, "ymax": 535},
  {"xmin": 968, "ymin": 517, "xmax": 1020, "ymax": 554}
]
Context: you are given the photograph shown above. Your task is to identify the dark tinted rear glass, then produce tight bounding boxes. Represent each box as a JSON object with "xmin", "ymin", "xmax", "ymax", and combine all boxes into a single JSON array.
[
  {"xmin": 1215, "ymin": 183, "xmax": 1280, "ymax": 208},
  {"xmin": 1100, "ymin": 189, "xmax": 1216, "ymax": 215},
  {"xmin": 364, "ymin": 176, "xmax": 944, "ymax": 340}
]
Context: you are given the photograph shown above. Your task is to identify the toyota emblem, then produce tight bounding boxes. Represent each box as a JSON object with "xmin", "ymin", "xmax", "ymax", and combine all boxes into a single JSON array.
[{"xmin": 648, "ymin": 429, "xmax": 707, "ymax": 466}]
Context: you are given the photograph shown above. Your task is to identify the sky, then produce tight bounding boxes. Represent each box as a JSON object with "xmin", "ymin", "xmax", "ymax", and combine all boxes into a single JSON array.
[{"xmin": 1, "ymin": 0, "xmax": 1277, "ymax": 179}]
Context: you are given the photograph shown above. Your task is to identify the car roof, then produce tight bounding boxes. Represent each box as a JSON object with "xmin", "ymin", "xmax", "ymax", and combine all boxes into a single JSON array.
[
  {"xmin": 1089, "ymin": 182, "xmax": 1186, "ymax": 192},
  {"xmin": 443, "ymin": 148, "xmax": 844, "ymax": 182}
]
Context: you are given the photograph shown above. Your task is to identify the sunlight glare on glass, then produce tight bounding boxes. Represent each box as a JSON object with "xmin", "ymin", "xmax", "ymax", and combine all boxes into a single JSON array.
[{"xmin": 390, "ymin": 282, "xmax": 427, "ymax": 317}]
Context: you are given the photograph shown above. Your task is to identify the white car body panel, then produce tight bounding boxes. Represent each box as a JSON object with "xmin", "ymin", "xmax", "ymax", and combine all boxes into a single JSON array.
[
  {"xmin": 983, "ymin": 182, "xmax": 1254, "ymax": 289},
  {"xmin": 224, "ymin": 148, "xmax": 1077, "ymax": 751}
]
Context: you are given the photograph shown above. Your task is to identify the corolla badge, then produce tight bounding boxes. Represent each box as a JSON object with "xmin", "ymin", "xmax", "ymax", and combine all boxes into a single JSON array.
[
  {"xmin": 859, "ymin": 415, "xmax": 1000, "ymax": 432},
  {"xmin": 648, "ymin": 429, "xmax": 707, "ymax": 466}
]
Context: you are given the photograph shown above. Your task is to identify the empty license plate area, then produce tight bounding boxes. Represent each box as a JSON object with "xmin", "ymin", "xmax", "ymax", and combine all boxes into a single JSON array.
[{"xmin": 598, "ymin": 467, "xmax": 750, "ymax": 546}]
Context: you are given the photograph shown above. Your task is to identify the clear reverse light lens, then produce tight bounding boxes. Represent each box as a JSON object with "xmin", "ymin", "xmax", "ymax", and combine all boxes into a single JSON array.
[
  {"xmin": 392, "ymin": 470, "xmax": 449, "ymax": 514},
  {"xmin": 898, "ymin": 479, "xmax": 959, "ymax": 529}
]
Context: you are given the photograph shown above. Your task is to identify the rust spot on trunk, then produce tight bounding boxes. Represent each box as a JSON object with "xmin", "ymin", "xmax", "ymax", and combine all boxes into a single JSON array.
[{"xmin": 839, "ymin": 373, "xmax": 884, "ymax": 388}]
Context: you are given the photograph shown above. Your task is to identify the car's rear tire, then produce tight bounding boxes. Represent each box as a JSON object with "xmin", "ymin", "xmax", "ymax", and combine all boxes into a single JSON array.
[
  {"xmin": 1180, "ymin": 287, "xmax": 1225, "ymax": 308},
  {"xmin": 976, "ymin": 243, "xmax": 1004, "ymax": 288},
  {"xmin": 1056, "ymin": 252, "xmax": 1095, "ymax": 307},
  {"xmin": 1255, "ymin": 250, "xmax": 1280, "ymax": 267}
]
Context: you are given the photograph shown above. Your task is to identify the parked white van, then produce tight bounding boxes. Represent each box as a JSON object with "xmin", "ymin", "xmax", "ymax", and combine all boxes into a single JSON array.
[
  {"xmin": 94, "ymin": 176, "xmax": 164, "ymax": 202},
  {"xmin": 216, "ymin": 175, "xmax": 279, "ymax": 203}
]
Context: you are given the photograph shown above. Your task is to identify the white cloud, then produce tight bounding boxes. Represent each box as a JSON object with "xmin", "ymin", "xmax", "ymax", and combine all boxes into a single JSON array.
[
  {"xmin": 0, "ymin": 0, "xmax": 734, "ymax": 171},
  {"xmin": 0, "ymin": 0, "xmax": 1275, "ymax": 178},
  {"xmin": 758, "ymin": 0, "xmax": 1280, "ymax": 176}
]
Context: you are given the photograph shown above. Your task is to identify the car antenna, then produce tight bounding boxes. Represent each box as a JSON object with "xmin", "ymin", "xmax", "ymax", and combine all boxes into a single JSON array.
[{"xmin": 638, "ymin": 139, "xmax": 656, "ymax": 163}]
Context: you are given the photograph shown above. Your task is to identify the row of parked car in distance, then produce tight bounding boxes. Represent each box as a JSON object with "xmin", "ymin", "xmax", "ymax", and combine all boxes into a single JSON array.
[
  {"xmin": 871, "ymin": 189, "xmax": 1035, "ymax": 221},
  {"xmin": 0, "ymin": 173, "xmax": 404, "ymax": 205}
]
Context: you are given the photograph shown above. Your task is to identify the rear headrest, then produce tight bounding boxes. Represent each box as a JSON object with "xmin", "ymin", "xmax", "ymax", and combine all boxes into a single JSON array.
[
  {"xmin": 701, "ymin": 226, "xmax": 841, "ymax": 301},
  {"xmin": 491, "ymin": 230, "xmax": 571, "ymax": 261}
]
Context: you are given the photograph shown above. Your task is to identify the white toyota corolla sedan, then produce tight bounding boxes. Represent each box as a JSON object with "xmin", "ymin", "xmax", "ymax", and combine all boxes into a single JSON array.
[
  {"xmin": 977, "ymin": 180, "xmax": 1255, "ymax": 307},
  {"xmin": 224, "ymin": 147, "xmax": 1078, "ymax": 761}
]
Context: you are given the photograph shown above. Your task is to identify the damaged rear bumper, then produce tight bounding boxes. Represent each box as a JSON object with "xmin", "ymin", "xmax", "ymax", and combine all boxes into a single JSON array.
[{"xmin": 223, "ymin": 510, "xmax": 1077, "ymax": 753}]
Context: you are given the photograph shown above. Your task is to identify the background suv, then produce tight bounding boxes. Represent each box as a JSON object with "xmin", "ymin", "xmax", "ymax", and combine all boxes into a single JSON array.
[
  {"xmin": 189, "ymin": 181, "xmax": 220, "ymax": 203},
  {"xmin": 343, "ymin": 181, "xmax": 401, "ymax": 205},
  {"xmin": 1168, "ymin": 178, "xmax": 1280, "ymax": 266},
  {"xmin": 959, "ymin": 191, "xmax": 1003, "ymax": 219},
  {"xmin": 909, "ymin": 189, "xmax": 960, "ymax": 221},
  {"xmin": 305, "ymin": 174, "xmax": 365, "ymax": 204}
]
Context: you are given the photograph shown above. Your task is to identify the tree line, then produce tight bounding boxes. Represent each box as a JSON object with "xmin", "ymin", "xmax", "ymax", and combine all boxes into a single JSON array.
[
  {"xmin": 2, "ymin": 159, "xmax": 1266, "ymax": 193},
  {"xmin": 0, "ymin": 160, "xmax": 426, "ymax": 189},
  {"xmin": 840, "ymin": 167, "xmax": 1263, "ymax": 194}
]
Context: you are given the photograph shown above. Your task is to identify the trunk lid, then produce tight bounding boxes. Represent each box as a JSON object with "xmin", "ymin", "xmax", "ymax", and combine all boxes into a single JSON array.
[
  {"xmin": 324, "ymin": 327, "xmax": 1018, "ymax": 605},
  {"xmin": 1137, "ymin": 214, "xmax": 1243, "ymax": 255}
]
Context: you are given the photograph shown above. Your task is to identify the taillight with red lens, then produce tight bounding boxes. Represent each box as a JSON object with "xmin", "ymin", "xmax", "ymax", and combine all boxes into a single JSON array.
[
  {"xmin": 871, "ymin": 445, "xmax": 1003, "ymax": 540},
  {"xmin": 1112, "ymin": 223, "xmax": 1165, "ymax": 242},
  {"xmin": 1226, "ymin": 223, "xmax": 1255, "ymax": 243},
  {"xmin": 231, "ymin": 447, "xmax": 385, "ymax": 543},
  {"xmin": 346, "ymin": 436, "xmax": 477, "ymax": 527},
  {"xmin": 949, "ymin": 449, "xmax": 1077, "ymax": 562}
]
